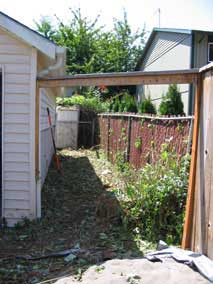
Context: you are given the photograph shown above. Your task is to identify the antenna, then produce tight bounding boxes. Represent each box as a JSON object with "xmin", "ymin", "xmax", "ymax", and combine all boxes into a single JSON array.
[
  {"xmin": 158, "ymin": 8, "xmax": 161, "ymax": 28},
  {"xmin": 154, "ymin": 8, "xmax": 161, "ymax": 28}
]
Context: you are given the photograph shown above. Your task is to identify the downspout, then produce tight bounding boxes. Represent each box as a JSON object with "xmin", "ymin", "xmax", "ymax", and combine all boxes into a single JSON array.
[
  {"xmin": 38, "ymin": 48, "xmax": 65, "ymax": 77},
  {"xmin": 36, "ymin": 47, "xmax": 65, "ymax": 218}
]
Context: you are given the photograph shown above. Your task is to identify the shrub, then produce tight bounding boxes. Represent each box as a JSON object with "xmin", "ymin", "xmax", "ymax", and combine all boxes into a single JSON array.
[
  {"xmin": 110, "ymin": 92, "xmax": 137, "ymax": 113},
  {"xmin": 159, "ymin": 84, "xmax": 185, "ymax": 116},
  {"xmin": 56, "ymin": 95, "xmax": 109, "ymax": 113},
  {"xmin": 116, "ymin": 145, "xmax": 190, "ymax": 244},
  {"xmin": 139, "ymin": 96, "xmax": 156, "ymax": 114}
]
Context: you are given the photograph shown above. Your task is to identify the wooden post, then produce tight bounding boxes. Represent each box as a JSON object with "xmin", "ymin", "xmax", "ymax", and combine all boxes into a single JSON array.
[
  {"xmin": 107, "ymin": 117, "xmax": 110, "ymax": 160},
  {"xmin": 91, "ymin": 118, "xmax": 95, "ymax": 147},
  {"xmin": 35, "ymin": 84, "xmax": 40, "ymax": 178},
  {"xmin": 126, "ymin": 117, "xmax": 132, "ymax": 162},
  {"xmin": 182, "ymin": 74, "xmax": 202, "ymax": 249}
]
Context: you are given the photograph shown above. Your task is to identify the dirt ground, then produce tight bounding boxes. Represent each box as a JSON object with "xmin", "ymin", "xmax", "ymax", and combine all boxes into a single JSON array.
[{"xmin": 0, "ymin": 149, "xmax": 150, "ymax": 284}]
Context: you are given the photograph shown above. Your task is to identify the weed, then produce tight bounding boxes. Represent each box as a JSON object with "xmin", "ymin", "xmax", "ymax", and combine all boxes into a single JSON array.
[
  {"xmin": 134, "ymin": 137, "xmax": 142, "ymax": 149},
  {"xmin": 114, "ymin": 145, "xmax": 190, "ymax": 245}
]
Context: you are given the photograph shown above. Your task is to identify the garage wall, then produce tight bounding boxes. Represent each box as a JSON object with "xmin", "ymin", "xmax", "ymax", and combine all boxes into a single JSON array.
[
  {"xmin": 0, "ymin": 28, "xmax": 36, "ymax": 226},
  {"xmin": 39, "ymin": 88, "xmax": 56, "ymax": 186},
  {"xmin": 137, "ymin": 31, "xmax": 191, "ymax": 114}
]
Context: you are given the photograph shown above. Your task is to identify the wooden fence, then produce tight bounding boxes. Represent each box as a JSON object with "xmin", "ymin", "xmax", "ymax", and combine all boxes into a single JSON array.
[
  {"xmin": 186, "ymin": 67, "xmax": 213, "ymax": 258},
  {"xmin": 98, "ymin": 113, "xmax": 193, "ymax": 169}
]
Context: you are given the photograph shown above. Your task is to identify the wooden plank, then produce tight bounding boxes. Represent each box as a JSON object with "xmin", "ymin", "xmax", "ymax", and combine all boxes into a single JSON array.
[
  {"xmin": 37, "ymin": 70, "xmax": 199, "ymax": 88},
  {"xmin": 204, "ymin": 73, "xmax": 213, "ymax": 258},
  {"xmin": 182, "ymin": 74, "xmax": 202, "ymax": 249},
  {"xmin": 35, "ymin": 84, "xmax": 39, "ymax": 177}
]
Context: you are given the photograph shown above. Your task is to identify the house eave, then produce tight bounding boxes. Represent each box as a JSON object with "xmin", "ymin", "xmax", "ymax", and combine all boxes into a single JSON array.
[{"xmin": 0, "ymin": 11, "xmax": 65, "ymax": 60}]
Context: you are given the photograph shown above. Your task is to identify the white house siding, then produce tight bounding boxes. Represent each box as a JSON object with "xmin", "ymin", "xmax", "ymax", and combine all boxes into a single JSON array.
[
  {"xmin": 0, "ymin": 28, "xmax": 36, "ymax": 226},
  {"xmin": 39, "ymin": 88, "xmax": 56, "ymax": 186},
  {"xmin": 137, "ymin": 32, "xmax": 191, "ymax": 114}
]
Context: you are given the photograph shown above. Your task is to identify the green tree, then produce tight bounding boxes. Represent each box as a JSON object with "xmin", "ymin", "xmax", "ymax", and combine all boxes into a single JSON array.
[
  {"xmin": 35, "ymin": 9, "xmax": 146, "ymax": 75},
  {"xmin": 139, "ymin": 95, "xmax": 156, "ymax": 114},
  {"xmin": 159, "ymin": 84, "xmax": 185, "ymax": 115},
  {"xmin": 34, "ymin": 17, "xmax": 58, "ymax": 41}
]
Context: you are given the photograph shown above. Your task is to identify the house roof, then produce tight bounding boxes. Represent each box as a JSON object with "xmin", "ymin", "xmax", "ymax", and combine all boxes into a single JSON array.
[
  {"xmin": 0, "ymin": 11, "xmax": 65, "ymax": 60},
  {"xmin": 136, "ymin": 27, "xmax": 213, "ymax": 71}
]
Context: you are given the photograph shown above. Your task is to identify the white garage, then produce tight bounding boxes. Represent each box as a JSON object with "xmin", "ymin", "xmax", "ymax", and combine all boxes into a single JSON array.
[{"xmin": 0, "ymin": 11, "xmax": 66, "ymax": 226}]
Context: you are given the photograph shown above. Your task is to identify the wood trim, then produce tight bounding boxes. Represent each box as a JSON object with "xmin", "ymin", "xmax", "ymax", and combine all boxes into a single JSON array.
[
  {"xmin": 29, "ymin": 48, "xmax": 37, "ymax": 219},
  {"xmin": 37, "ymin": 70, "xmax": 199, "ymax": 88},
  {"xmin": 182, "ymin": 74, "xmax": 202, "ymax": 249},
  {"xmin": 35, "ymin": 84, "xmax": 39, "ymax": 178}
]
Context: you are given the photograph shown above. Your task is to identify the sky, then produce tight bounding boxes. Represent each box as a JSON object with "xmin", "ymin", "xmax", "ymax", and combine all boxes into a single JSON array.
[{"xmin": 0, "ymin": 0, "xmax": 213, "ymax": 37}]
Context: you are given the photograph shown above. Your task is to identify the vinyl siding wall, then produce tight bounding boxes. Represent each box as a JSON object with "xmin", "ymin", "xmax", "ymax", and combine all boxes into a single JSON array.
[
  {"xmin": 137, "ymin": 32, "xmax": 191, "ymax": 114},
  {"xmin": 0, "ymin": 28, "xmax": 36, "ymax": 226},
  {"xmin": 39, "ymin": 88, "xmax": 56, "ymax": 186},
  {"xmin": 193, "ymin": 32, "xmax": 208, "ymax": 68}
]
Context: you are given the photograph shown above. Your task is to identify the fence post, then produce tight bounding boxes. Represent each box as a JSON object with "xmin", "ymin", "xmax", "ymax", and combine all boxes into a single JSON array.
[
  {"xmin": 107, "ymin": 116, "xmax": 110, "ymax": 160},
  {"xmin": 91, "ymin": 118, "xmax": 95, "ymax": 146},
  {"xmin": 126, "ymin": 116, "xmax": 132, "ymax": 162}
]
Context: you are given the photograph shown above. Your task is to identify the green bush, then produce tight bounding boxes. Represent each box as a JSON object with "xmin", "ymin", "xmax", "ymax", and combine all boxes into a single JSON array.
[
  {"xmin": 159, "ymin": 84, "xmax": 185, "ymax": 116},
  {"xmin": 110, "ymin": 92, "xmax": 137, "ymax": 113},
  {"xmin": 56, "ymin": 95, "xmax": 109, "ymax": 113},
  {"xmin": 139, "ymin": 96, "xmax": 156, "ymax": 114},
  {"xmin": 116, "ymin": 145, "xmax": 190, "ymax": 244}
]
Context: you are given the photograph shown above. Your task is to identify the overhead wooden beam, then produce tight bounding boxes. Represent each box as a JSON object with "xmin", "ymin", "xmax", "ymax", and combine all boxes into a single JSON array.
[
  {"xmin": 37, "ymin": 69, "xmax": 199, "ymax": 88},
  {"xmin": 182, "ymin": 74, "xmax": 202, "ymax": 249}
]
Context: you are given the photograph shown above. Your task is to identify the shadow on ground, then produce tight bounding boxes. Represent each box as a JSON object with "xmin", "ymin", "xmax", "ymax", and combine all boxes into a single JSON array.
[{"xmin": 0, "ymin": 149, "xmax": 142, "ymax": 284}]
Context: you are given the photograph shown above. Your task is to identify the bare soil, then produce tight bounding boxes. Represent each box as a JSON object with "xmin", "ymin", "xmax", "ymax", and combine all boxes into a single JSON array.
[{"xmin": 0, "ymin": 149, "xmax": 145, "ymax": 284}]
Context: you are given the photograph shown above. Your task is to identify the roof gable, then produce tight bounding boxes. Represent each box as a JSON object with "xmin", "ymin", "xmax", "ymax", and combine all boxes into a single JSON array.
[
  {"xmin": 136, "ymin": 28, "xmax": 192, "ymax": 70},
  {"xmin": 0, "ymin": 11, "xmax": 64, "ymax": 60}
]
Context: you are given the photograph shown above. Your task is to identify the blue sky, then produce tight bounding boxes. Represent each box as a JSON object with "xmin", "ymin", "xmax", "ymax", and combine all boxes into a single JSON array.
[{"xmin": 0, "ymin": 0, "xmax": 213, "ymax": 35}]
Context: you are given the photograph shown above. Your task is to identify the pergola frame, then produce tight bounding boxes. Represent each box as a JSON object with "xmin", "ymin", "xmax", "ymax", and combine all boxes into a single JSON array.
[
  {"xmin": 35, "ymin": 68, "xmax": 201, "ymax": 250},
  {"xmin": 37, "ymin": 69, "xmax": 199, "ymax": 88}
]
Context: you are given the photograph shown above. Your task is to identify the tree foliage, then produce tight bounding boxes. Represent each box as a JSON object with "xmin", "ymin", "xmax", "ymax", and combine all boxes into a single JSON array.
[
  {"xmin": 35, "ymin": 9, "xmax": 146, "ymax": 75},
  {"xmin": 159, "ymin": 84, "xmax": 185, "ymax": 115},
  {"xmin": 139, "ymin": 95, "xmax": 156, "ymax": 114}
]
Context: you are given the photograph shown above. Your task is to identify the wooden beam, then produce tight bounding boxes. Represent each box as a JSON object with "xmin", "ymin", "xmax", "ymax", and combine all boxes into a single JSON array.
[
  {"xmin": 35, "ymin": 84, "xmax": 40, "ymax": 178},
  {"xmin": 182, "ymin": 74, "xmax": 202, "ymax": 249},
  {"xmin": 37, "ymin": 69, "xmax": 199, "ymax": 88}
]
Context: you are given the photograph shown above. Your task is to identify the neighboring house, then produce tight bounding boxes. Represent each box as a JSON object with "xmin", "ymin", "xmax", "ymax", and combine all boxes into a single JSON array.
[
  {"xmin": 0, "ymin": 11, "xmax": 66, "ymax": 226},
  {"xmin": 136, "ymin": 28, "xmax": 213, "ymax": 114}
]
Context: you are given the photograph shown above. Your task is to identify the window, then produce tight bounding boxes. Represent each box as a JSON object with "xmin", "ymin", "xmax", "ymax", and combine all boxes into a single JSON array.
[
  {"xmin": 208, "ymin": 43, "xmax": 213, "ymax": 62},
  {"xmin": 208, "ymin": 35, "xmax": 213, "ymax": 62}
]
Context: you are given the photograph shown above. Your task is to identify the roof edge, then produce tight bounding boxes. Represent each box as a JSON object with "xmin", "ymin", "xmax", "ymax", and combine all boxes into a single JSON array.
[
  {"xmin": 153, "ymin": 27, "xmax": 192, "ymax": 35},
  {"xmin": 0, "ymin": 11, "xmax": 65, "ymax": 60}
]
